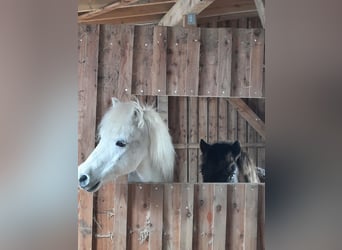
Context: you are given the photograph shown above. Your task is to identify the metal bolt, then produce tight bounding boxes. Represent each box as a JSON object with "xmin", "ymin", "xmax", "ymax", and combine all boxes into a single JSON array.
[
  {"xmin": 124, "ymin": 88, "xmax": 128, "ymax": 92},
  {"xmin": 145, "ymin": 43, "xmax": 148, "ymax": 47},
  {"xmin": 158, "ymin": 89, "xmax": 161, "ymax": 92},
  {"xmin": 140, "ymin": 90, "xmax": 144, "ymax": 93}
]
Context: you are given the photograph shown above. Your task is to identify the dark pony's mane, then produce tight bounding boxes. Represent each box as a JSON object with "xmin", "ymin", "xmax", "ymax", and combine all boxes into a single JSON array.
[{"xmin": 200, "ymin": 139, "xmax": 263, "ymax": 183}]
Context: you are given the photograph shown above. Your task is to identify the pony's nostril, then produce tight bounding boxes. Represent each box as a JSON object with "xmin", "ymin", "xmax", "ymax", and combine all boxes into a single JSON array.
[{"xmin": 79, "ymin": 174, "xmax": 90, "ymax": 188}]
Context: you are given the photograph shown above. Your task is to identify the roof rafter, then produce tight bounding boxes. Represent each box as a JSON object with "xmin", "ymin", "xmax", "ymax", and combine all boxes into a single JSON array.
[{"xmin": 159, "ymin": 0, "xmax": 215, "ymax": 26}]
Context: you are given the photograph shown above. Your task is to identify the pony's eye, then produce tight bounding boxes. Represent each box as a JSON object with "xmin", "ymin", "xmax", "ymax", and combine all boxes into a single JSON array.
[{"xmin": 116, "ymin": 140, "xmax": 126, "ymax": 147}]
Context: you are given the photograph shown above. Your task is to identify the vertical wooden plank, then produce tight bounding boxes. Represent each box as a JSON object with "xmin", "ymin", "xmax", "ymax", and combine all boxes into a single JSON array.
[
  {"xmin": 199, "ymin": 28, "xmax": 219, "ymax": 96},
  {"xmin": 188, "ymin": 97, "xmax": 199, "ymax": 183},
  {"xmin": 237, "ymin": 112, "xmax": 247, "ymax": 146},
  {"xmin": 148, "ymin": 184, "xmax": 164, "ymax": 250},
  {"xmin": 198, "ymin": 98, "xmax": 208, "ymax": 182},
  {"xmin": 217, "ymin": 28, "xmax": 232, "ymax": 97},
  {"xmin": 212, "ymin": 184, "xmax": 228, "ymax": 250},
  {"xmin": 168, "ymin": 97, "xmax": 187, "ymax": 182},
  {"xmin": 94, "ymin": 24, "xmax": 115, "ymax": 250},
  {"xmin": 245, "ymin": 184, "xmax": 259, "ymax": 250},
  {"xmin": 231, "ymin": 29, "xmax": 252, "ymax": 97},
  {"xmin": 132, "ymin": 25, "xmax": 154, "ymax": 95},
  {"xmin": 231, "ymin": 29, "xmax": 264, "ymax": 97},
  {"xmin": 180, "ymin": 184, "xmax": 195, "ymax": 250},
  {"xmin": 127, "ymin": 184, "xmax": 151, "ymax": 250},
  {"xmin": 227, "ymin": 100, "xmax": 237, "ymax": 141},
  {"xmin": 166, "ymin": 27, "xmax": 188, "ymax": 96},
  {"xmin": 94, "ymin": 184, "xmax": 115, "ymax": 250},
  {"xmin": 163, "ymin": 184, "xmax": 181, "ymax": 250},
  {"xmin": 218, "ymin": 98, "xmax": 228, "ymax": 141},
  {"xmin": 193, "ymin": 184, "xmax": 214, "ymax": 250},
  {"xmin": 246, "ymin": 99, "xmax": 258, "ymax": 164},
  {"xmin": 78, "ymin": 24, "xmax": 99, "ymax": 250},
  {"xmin": 97, "ymin": 24, "xmax": 121, "ymax": 119},
  {"xmin": 257, "ymin": 184, "xmax": 265, "ymax": 250},
  {"xmin": 208, "ymin": 98, "xmax": 218, "ymax": 143},
  {"xmin": 112, "ymin": 183, "xmax": 128, "ymax": 250},
  {"xmin": 163, "ymin": 184, "xmax": 194, "ymax": 250},
  {"xmin": 117, "ymin": 25, "xmax": 134, "ymax": 100},
  {"xmin": 151, "ymin": 26, "xmax": 168, "ymax": 96},
  {"xmin": 226, "ymin": 184, "xmax": 246, "ymax": 250},
  {"xmin": 250, "ymin": 29, "xmax": 265, "ymax": 97},
  {"xmin": 185, "ymin": 27, "xmax": 201, "ymax": 96}
]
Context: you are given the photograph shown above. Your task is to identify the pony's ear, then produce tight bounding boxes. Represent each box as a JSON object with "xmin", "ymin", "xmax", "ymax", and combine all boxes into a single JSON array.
[
  {"xmin": 111, "ymin": 97, "xmax": 119, "ymax": 106},
  {"xmin": 133, "ymin": 107, "xmax": 144, "ymax": 128},
  {"xmin": 200, "ymin": 139, "xmax": 210, "ymax": 153},
  {"xmin": 232, "ymin": 140, "xmax": 241, "ymax": 156}
]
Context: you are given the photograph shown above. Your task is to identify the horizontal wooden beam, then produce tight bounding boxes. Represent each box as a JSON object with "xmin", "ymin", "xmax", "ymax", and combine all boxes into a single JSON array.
[
  {"xmin": 78, "ymin": 0, "xmax": 140, "ymax": 21},
  {"xmin": 197, "ymin": 10, "xmax": 258, "ymax": 25},
  {"xmin": 79, "ymin": 1, "xmax": 174, "ymax": 23},
  {"xmin": 253, "ymin": 0, "xmax": 265, "ymax": 28},
  {"xmin": 79, "ymin": 13, "xmax": 164, "ymax": 25},
  {"xmin": 199, "ymin": 0, "xmax": 256, "ymax": 18},
  {"xmin": 159, "ymin": 0, "xmax": 215, "ymax": 26},
  {"xmin": 174, "ymin": 142, "xmax": 265, "ymax": 149},
  {"xmin": 228, "ymin": 98, "xmax": 265, "ymax": 139}
]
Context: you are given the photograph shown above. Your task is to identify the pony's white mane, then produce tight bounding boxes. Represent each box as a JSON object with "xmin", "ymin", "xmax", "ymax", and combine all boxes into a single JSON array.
[
  {"xmin": 98, "ymin": 98, "xmax": 175, "ymax": 182},
  {"xmin": 141, "ymin": 102, "xmax": 175, "ymax": 181}
]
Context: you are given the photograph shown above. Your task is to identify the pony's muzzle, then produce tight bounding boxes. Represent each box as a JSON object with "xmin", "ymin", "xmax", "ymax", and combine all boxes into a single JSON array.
[{"xmin": 79, "ymin": 174, "xmax": 90, "ymax": 188}]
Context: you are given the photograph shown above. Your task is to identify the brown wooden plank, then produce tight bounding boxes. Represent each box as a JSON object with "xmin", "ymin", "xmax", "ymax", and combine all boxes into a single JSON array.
[
  {"xmin": 246, "ymin": 99, "xmax": 258, "ymax": 164},
  {"xmin": 151, "ymin": 26, "xmax": 168, "ymax": 95},
  {"xmin": 163, "ymin": 184, "xmax": 194, "ymax": 250},
  {"xmin": 148, "ymin": 184, "xmax": 164, "ymax": 250},
  {"xmin": 257, "ymin": 184, "xmax": 265, "ymax": 250},
  {"xmin": 208, "ymin": 98, "xmax": 218, "ymax": 143},
  {"xmin": 197, "ymin": 98, "xmax": 208, "ymax": 182},
  {"xmin": 168, "ymin": 97, "xmax": 187, "ymax": 182},
  {"xmin": 231, "ymin": 29, "xmax": 252, "ymax": 97},
  {"xmin": 226, "ymin": 184, "xmax": 246, "ymax": 250},
  {"xmin": 237, "ymin": 112, "xmax": 247, "ymax": 144},
  {"xmin": 112, "ymin": 183, "xmax": 128, "ymax": 249},
  {"xmin": 78, "ymin": 24, "xmax": 99, "ymax": 250},
  {"xmin": 212, "ymin": 184, "xmax": 228, "ymax": 250},
  {"xmin": 228, "ymin": 98, "xmax": 265, "ymax": 139},
  {"xmin": 83, "ymin": 1, "xmax": 176, "ymax": 22},
  {"xmin": 97, "ymin": 25, "xmax": 121, "ymax": 118},
  {"xmin": 217, "ymin": 28, "xmax": 232, "ymax": 97},
  {"xmin": 185, "ymin": 27, "xmax": 201, "ymax": 96},
  {"xmin": 94, "ymin": 183, "xmax": 115, "ymax": 250},
  {"xmin": 166, "ymin": 27, "xmax": 188, "ymax": 96},
  {"xmin": 81, "ymin": 13, "xmax": 165, "ymax": 25},
  {"xmin": 132, "ymin": 25, "xmax": 154, "ymax": 95},
  {"xmin": 117, "ymin": 25, "xmax": 134, "ymax": 100},
  {"xmin": 199, "ymin": 28, "xmax": 219, "ymax": 96},
  {"xmin": 218, "ymin": 98, "xmax": 228, "ymax": 141},
  {"xmin": 227, "ymin": 100, "xmax": 238, "ymax": 141},
  {"xmin": 245, "ymin": 184, "xmax": 259, "ymax": 250},
  {"xmin": 250, "ymin": 29, "xmax": 265, "ymax": 97},
  {"xmin": 193, "ymin": 184, "xmax": 214, "ymax": 250},
  {"xmin": 180, "ymin": 184, "xmax": 195, "ymax": 250},
  {"xmin": 163, "ymin": 184, "xmax": 181, "ymax": 250},
  {"xmin": 231, "ymin": 28, "xmax": 264, "ymax": 97},
  {"xmin": 127, "ymin": 184, "xmax": 152, "ymax": 250},
  {"xmin": 188, "ymin": 97, "xmax": 199, "ymax": 183},
  {"xmin": 95, "ymin": 24, "xmax": 124, "ymax": 249}
]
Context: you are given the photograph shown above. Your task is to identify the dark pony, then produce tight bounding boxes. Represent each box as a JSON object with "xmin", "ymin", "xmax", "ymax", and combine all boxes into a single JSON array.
[{"xmin": 200, "ymin": 139, "xmax": 264, "ymax": 183}]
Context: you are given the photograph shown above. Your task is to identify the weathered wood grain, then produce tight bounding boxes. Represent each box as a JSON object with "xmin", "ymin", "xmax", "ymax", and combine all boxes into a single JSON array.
[{"xmin": 78, "ymin": 23, "xmax": 99, "ymax": 250}]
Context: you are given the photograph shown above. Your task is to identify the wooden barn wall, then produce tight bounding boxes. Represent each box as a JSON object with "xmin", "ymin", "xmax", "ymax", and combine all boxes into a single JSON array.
[
  {"xmin": 78, "ymin": 19, "xmax": 265, "ymax": 250},
  {"xmin": 92, "ymin": 183, "xmax": 264, "ymax": 250},
  {"xmin": 95, "ymin": 23, "xmax": 264, "ymax": 98}
]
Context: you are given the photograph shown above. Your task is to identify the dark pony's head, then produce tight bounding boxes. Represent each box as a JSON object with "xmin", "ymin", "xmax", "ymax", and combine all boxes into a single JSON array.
[{"xmin": 199, "ymin": 139, "xmax": 241, "ymax": 182}]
